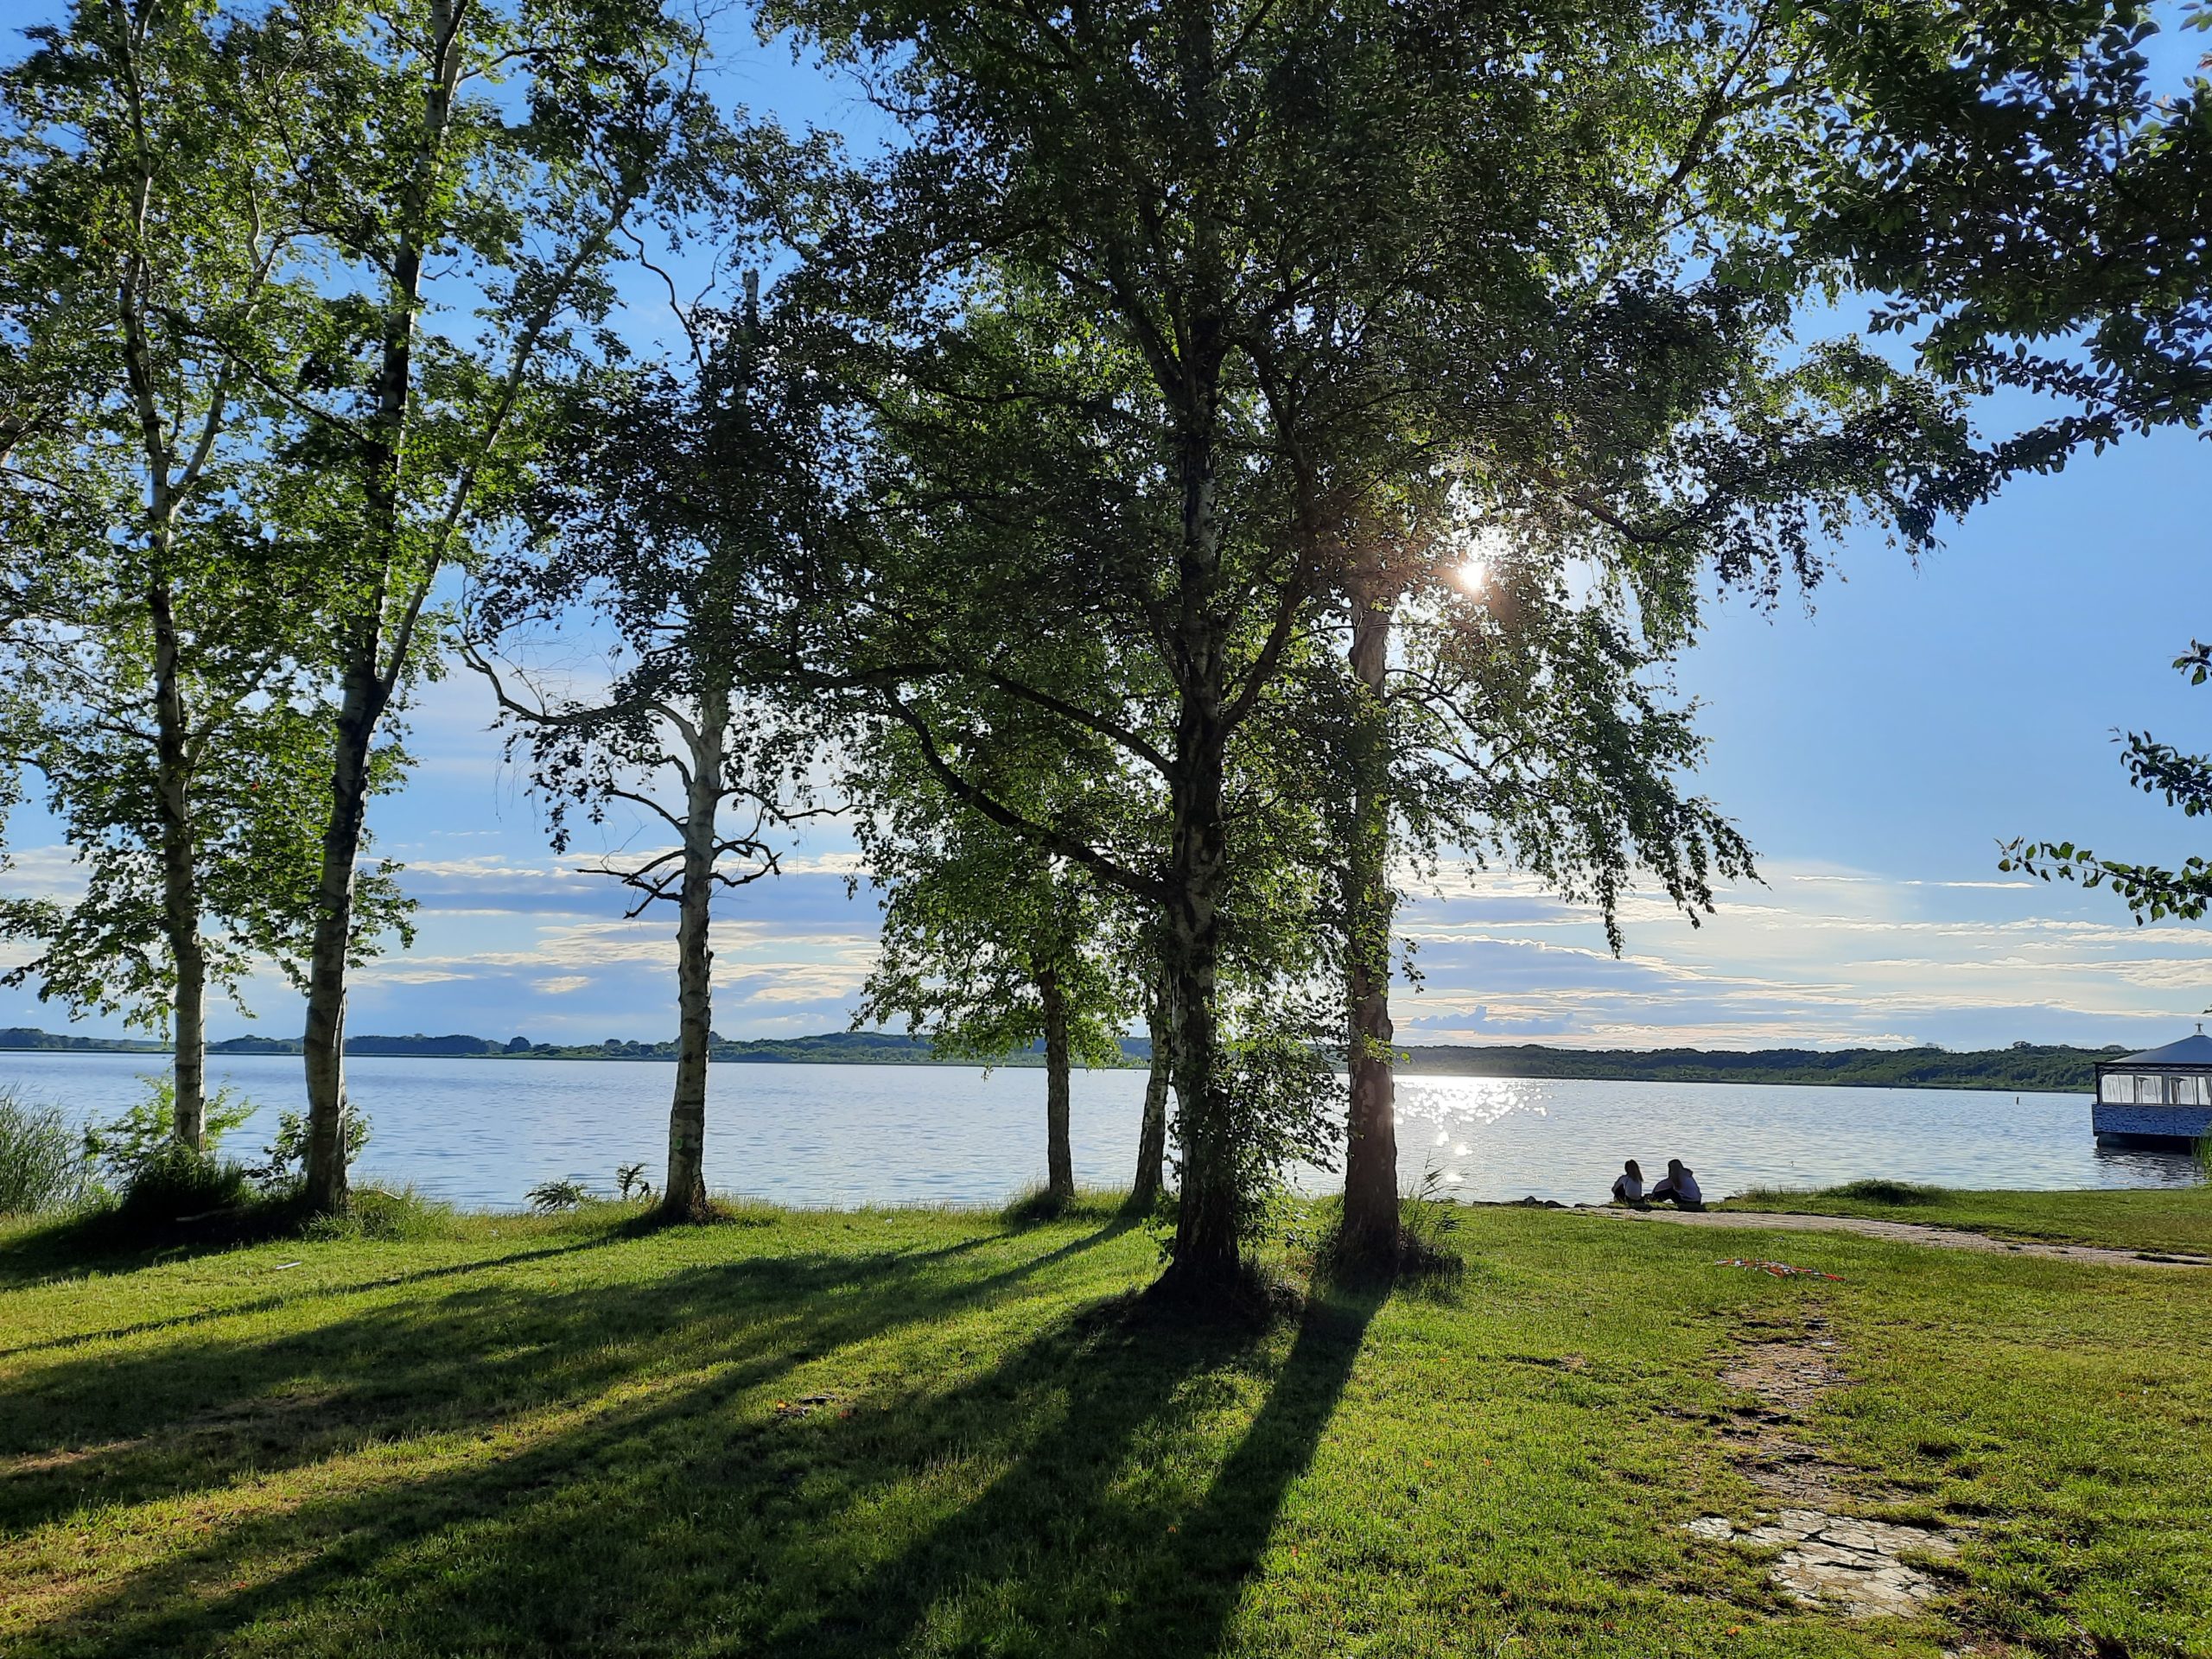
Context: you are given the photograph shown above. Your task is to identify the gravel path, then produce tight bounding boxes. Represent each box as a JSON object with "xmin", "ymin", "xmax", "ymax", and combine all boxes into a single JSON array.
[{"xmin": 1573, "ymin": 1204, "xmax": 2210, "ymax": 1268}]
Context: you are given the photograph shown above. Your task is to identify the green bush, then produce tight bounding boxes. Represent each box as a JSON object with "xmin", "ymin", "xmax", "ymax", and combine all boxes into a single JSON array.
[
  {"xmin": 114, "ymin": 1140, "xmax": 252, "ymax": 1226},
  {"xmin": 0, "ymin": 1089, "xmax": 93, "ymax": 1215},
  {"xmin": 82, "ymin": 1078, "xmax": 253, "ymax": 1188},
  {"xmin": 301, "ymin": 1185, "xmax": 455, "ymax": 1242},
  {"xmin": 1830, "ymin": 1179, "xmax": 1950, "ymax": 1207},
  {"xmin": 250, "ymin": 1104, "xmax": 371, "ymax": 1192}
]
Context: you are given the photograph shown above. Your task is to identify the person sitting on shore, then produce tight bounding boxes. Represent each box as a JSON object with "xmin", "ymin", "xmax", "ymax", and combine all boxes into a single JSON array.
[
  {"xmin": 1648, "ymin": 1158, "xmax": 1703, "ymax": 1211},
  {"xmin": 1610, "ymin": 1159, "xmax": 1646, "ymax": 1205}
]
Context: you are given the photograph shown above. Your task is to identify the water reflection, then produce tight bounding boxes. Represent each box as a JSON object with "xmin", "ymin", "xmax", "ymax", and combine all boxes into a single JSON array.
[
  {"xmin": 2, "ymin": 1052, "xmax": 2199, "ymax": 1209},
  {"xmin": 1383, "ymin": 1075, "xmax": 2201, "ymax": 1203}
]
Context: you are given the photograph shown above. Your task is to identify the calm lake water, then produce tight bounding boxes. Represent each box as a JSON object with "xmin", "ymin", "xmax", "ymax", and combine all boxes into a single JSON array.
[{"xmin": 1, "ymin": 1052, "xmax": 2196, "ymax": 1210}]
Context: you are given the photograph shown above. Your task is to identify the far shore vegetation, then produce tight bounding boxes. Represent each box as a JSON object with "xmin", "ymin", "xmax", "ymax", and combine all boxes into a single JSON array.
[{"xmin": 0, "ymin": 1027, "xmax": 2127, "ymax": 1094}]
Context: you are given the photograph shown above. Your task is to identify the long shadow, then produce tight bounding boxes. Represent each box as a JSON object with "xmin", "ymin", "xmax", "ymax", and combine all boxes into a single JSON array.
[
  {"xmin": 0, "ymin": 1233, "xmax": 632, "ymax": 1360},
  {"xmin": 743, "ymin": 1283, "xmax": 1382, "ymax": 1658},
  {"xmin": 10, "ymin": 1217, "xmax": 1149, "ymax": 1656},
  {"xmin": 1130, "ymin": 1289, "xmax": 1381, "ymax": 1652},
  {"xmin": 0, "ymin": 1218, "xmax": 1129, "ymax": 1541},
  {"xmin": 10, "ymin": 1230, "xmax": 1373, "ymax": 1659}
]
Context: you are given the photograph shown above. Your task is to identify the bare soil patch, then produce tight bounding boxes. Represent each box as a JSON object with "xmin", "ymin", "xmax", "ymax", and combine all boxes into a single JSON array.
[{"xmin": 1689, "ymin": 1317, "xmax": 1963, "ymax": 1619}]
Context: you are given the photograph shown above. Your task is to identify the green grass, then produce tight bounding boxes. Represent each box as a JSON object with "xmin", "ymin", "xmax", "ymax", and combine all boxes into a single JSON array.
[
  {"xmin": 1, "ymin": 1193, "xmax": 2207, "ymax": 1656},
  {"xmin": 1721, "ymin": 1179, "xmax": 2212, "ymax": 1254}
]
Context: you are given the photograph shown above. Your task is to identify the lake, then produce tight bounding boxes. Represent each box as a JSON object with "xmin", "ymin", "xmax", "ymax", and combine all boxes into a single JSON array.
[{"xmin": 0, "ymin": 1052, "xmax": 2196, "ymax": 1210}]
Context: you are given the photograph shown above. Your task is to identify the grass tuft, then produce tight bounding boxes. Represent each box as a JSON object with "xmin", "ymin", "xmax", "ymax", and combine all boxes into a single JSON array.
[
  {"xmin": 996, "ymin": 1184, "xmax": 1134, "ymax": 1226},
  {"xmin": 1735, "ymin": 1178, "xmax": 1953, "ymax": 1208},
  {"xmin": 0, "ymin": 1090, "xmax": 93, "ymax": 1217},
  {"xmin": 299, "ymin": 1185, "xmax": 460, "ymax": 1243}
]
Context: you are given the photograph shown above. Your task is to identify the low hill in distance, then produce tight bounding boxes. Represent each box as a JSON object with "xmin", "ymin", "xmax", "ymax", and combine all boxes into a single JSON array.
[
  {"xmin": 1391, "ymin": 1041, "xmax": 2117, "ymax": 1092},
  {"xmin": 0, "ymin": 1026, "xmax": 2122, "ymax": 1090}
]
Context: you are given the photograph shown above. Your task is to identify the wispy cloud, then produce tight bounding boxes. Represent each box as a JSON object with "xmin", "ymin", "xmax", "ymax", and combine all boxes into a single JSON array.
[{"xmin": 4, "ymin": 836, "xmax": 2208, "ymax": 1049}]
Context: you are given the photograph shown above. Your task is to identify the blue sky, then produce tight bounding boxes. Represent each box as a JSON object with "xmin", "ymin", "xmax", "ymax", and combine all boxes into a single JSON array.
[{"xmin": 6, "ymin": 9, "xmax": 2212, "ymax": 1052}]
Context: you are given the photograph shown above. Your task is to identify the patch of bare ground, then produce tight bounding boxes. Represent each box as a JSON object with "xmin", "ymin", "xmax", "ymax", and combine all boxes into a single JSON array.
[{"xmin": 1688, "ymin": 1315, "xmax": 1965, "ymax": 1620}]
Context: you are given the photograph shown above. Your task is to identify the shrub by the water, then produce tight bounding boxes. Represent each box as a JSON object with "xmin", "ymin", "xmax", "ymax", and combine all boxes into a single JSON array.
[
  {"xmin": 251, "ymin": 1104, "xmax": 371, "ymax": 1192},
  {"xmin": 1828, "ymin": 1179, "xmax": 1950, "ymax": 1206},
  {"xmin": 113, "ymin": 1140, "xmax": 253, "ymax": 1226},
  {"xmin": 80, "ymin": 1079, "xmax": 269, "ymax": 1235},
  {"xmin": 83, "ymin": 1079, "xmax": 254, "ymax": 1189},
  {"xmin": 0, "ymin": 1089, "xmax": 92, "ymax": 1214},
  {"xmin": 528, "ymin": 1178, "xmax": 592, "ymax": 1212}
]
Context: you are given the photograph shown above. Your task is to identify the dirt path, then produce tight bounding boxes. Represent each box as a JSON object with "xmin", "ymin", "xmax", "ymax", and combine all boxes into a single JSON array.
[
  {"xmin": 1686, "ymin": 1313, "xmax": 1963, "ymax": 1620},
  {"xmin": 1573, "ymin": 1205, "xmax": 2210, "ymax": 1268}
]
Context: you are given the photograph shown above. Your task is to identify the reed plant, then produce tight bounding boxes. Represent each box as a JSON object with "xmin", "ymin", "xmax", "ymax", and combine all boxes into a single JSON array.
[{"xmin": 0, "ymin": 1087, "xmax": 92, "ymax": 1215}]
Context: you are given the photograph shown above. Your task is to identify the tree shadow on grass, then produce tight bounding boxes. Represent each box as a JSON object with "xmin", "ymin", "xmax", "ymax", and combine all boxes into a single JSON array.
[
  {"xmin": 739, "ymin": 1283, "xmax": 1382, "ymax": 1658},
  {"xmin": 0, "ymin": 1220, "xmax": 1127, "ymax": 1541},
  {"xmin": 10, "ymin": 1232, "xmax": 1372, "ymax": 1659},
  {"xmin": 0, "ymin": 1232, "xmax": 632, "ymax": 1359}
]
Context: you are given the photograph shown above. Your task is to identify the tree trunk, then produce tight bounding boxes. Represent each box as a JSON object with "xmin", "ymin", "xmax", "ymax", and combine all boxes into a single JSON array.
[
  {"xmin": 302, "ymin": 1, "xmax": 466, "ymax": 1217},
  {"xmin": 1155, "ymin": 318, "xmax": 1243, "ymax": 1297},
  {"xmin": 1339, "ymin": 584, "xmax": 1401, "ymax": 1270},
  {"xmin": 1039, "ymin": 963, "xmax": 1074, "ymax": 1203},
  {"xmin": 146, "ymin": 575, "xmax": 208, "ymax": 1151},
  {"xmin": 1131, "ymin": 985, "xmax": 1171, "ymax": 1207},
  {"xmin": 113, "ymin": 92, "xmax": 208, "ymax": 1153},
  {"xmin": 1160, "ymin": 692, "xmax": 1237, "ymax": 1292},
  {"xmin": 302, "ymin": 664, "xmax": 382, "ymax": 1214},
  {"xmin": 661, "ymin": 687, "xmax": 726, "ymax": 1222}
]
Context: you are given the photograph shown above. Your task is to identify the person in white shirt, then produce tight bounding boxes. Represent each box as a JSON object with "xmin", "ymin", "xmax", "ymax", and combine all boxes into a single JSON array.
[
  {"xmin": 1610, "ymin": 1160, "xmax": 1646, "ymax": 1205},
  {"xmin": 1649, "ymin": 1158, "xmax": 1703, "ymax": 1211}
]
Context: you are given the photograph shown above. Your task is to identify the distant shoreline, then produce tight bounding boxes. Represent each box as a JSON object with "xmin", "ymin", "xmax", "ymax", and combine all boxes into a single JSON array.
[{"xmin": 0, "ymin": 1027, "xmax": 2116, "ymax": 1092}]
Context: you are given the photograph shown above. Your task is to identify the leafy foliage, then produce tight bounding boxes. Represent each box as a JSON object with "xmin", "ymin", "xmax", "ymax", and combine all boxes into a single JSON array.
[
  {"xmin": 82, "ymin": 1079, "xmax": 254, "ymax": 1191},
  {"xmin": 251, "ymin": 1105, "xmax": 372, "ymax": 1192},
  {"xmin": 0, "ymin": 0, "xmax": 399, "ymax": 1114},
  {"xmin": 528, "ymin": 1178, "xmax": 593, "ymax": 1212},
  {"xmin": 1787, "ymin": 0, "xmax": 2212, "ymax": 474},
  {"xmin": 1999, "ymin": 643, "xmax": 2212, "ymax": 925}
]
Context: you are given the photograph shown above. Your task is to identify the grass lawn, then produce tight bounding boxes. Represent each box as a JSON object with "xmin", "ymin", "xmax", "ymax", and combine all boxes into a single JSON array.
[
  {"xmin": 1720, "ymin": 1178, "xmax": 2212, "ymax": 1255},
  {"xmin": 1, "ymin": 1193, "xmax": 2207, "ymax": 1657}
]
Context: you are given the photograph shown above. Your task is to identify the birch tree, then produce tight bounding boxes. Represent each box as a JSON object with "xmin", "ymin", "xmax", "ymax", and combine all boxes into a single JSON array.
[
  {"xmin": 260, "ymin": 0, "xmax": 723, "ymax": 1212},
  {"xmin": 780, "ymin": 0, "xmax": 1969, "ymax": 1300},
  {"xmin": 852, "ymin": 721, "xmax": 1138, "ymax": 1211},
  {"xmin": 0, "ymin": 0, "xmax": 383, "ymax": 1148},
  {"xmin": 471, "ymin": 276, "xmax": 841, "ymax": 1219}
]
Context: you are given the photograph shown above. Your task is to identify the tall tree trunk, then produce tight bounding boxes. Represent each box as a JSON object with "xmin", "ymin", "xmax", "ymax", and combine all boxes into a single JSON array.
[
  {"xmin": 1039, "ymin": 963, "xmax": 1074, "ymax": 1202},
  {"xmin": 149, "ymin": 575, "xmax": 207, "ymax": 1150},
  {"xmin": 1131, "ymin": 983, "xmax": 1171, "ymax": 1207},
  {"xmin": 1158, "ymin": 321, "xmax": 1242, "ymax": 1296},
  {"xmin": 302, "ymin": 4, "xmax": 462, "ymax": 1215},
  {"xmin": 302, "ymin": 664, "xmax": 382, "ymax": 1213},
  {"xmin": 661, "ymin": 687, "xmax": 726, "ymax": 1222},
  {"xmin": 1161, "ymin": 693, "xmax": 1237, "ymax": 1291},
  {"xmin": 112, "ymin": 73, "xmax": 209, "ymax": 1154},
  {"xmin": 1339, "ymin": 584, "xmax": 1400, "ymax": 1269}
]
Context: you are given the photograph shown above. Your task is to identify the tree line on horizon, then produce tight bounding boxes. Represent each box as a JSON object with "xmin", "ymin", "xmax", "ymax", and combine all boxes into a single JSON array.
[
  {"xmin": 1, "ymin": 0, "xmax": 2206, "ymax": 1303},
  {"xmin": 0, "ymin": 1022, "xmax": 2132, "ymax": 1096}
]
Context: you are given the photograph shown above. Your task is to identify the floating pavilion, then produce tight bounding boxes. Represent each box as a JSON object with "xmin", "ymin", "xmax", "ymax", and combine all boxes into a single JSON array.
[{"xmin": 2093, "ymin": 1029, "xmax": 2212, "ymax": 1147}]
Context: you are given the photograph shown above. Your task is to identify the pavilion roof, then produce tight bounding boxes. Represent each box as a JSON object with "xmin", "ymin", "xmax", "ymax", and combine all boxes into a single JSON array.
[{"xmin": 2114, "ymin": 1032, "xmax": 2212, "ymax": 1067}]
